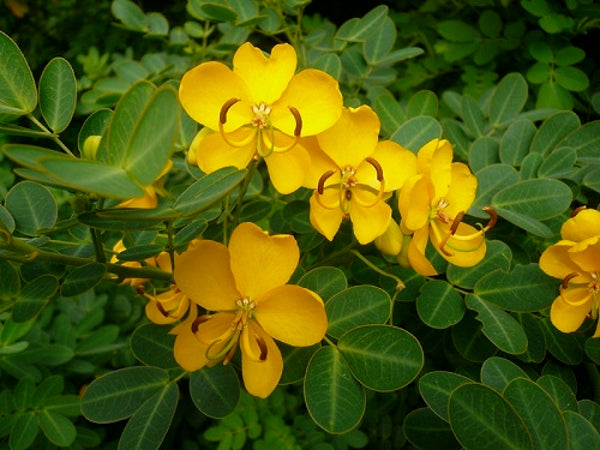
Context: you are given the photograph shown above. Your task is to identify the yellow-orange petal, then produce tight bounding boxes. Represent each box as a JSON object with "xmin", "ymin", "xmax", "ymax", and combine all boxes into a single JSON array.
[
  {"xmin": 350, "ymin": 190, "xmax": 392, "ymax": 244},
  {"xmin": 232, "ymin": 42, "xmax": 297, "ymax": 104},
  {"xmin": 569, "ymin": 236, "xmax": 600, "ymax": 274},
  {"xmin": 374, "ymin": 219, "xmax": 404, "ymax": 256},
  {"xmin": 254, "ymin": 285, "xmax": 327, "ymax": 346},
  {"xmin": 397, "ymin": 174, "xmax": 432, "ymax": 232},
  {"xmin": 271, "ymin": 69, "xmax": 343, "ymax": 137},
  {"xmin": 443, "ymin": 163, "xmax": 477, "ymax": 217},
  {"xmin": 179, "ymin": 61, "xmax": 252, "ymax": 131},
  {"xmin": 430, "ymin": 221, "xmax": 487, "ymax": 267},
  {"xmin": 418, "ymin": 139, "xmax": 453, "ymax": 197},
  {"xmin": 194, "ymin": 311, "xmax": 236, "ymax": 345},
  {"xmin": 309, "ymin": 190, "xmax": 344, "ymax": 241},
  {"xmin": 263, "ymin": 141, "xmax": 310, "ymax": 194},
  {"xmin": 172, "ymin": 311, "xmax": 211, "ymax": 372},
  {"xmin": 550, "ymin": 294, "xmax": 592, "ymax": 333},
  {"xmin": 561, "ymin": 208, "xmax": 600, "ymax": 242},
  {"xmin": 313, "ymin": 105, "xmax": 379, "ymax": 168},
  {"xmin": 117, "ymin": 188, "xmax": 157, "ymax": 209},
  {"xmin": 190, "ymin": 128, "xmax": 256, "ymax": 173},
  {"xmin": 174, "ymin": 241, "xmax": 240, "ymax": 311},
  {"xmin": 144, "ymin": 288, "xmax": 189, "ymax": 325},
  {"xmin": 300, "ymin": 136, "xmax": 337, "ymax": 189},
  {"xmin": 228, "ymin": 222, "xmax": 299, "ymax": 300},
  {"xmin": 356, "ymin": 140, "xmax": 417, "ymax": 191},
  {"xmin": 539, "ymin": 240, "xmax": 588, "ymax": 281},
  {"xmin": 241, "ymin": 321, "xmax": 283, "ymax": 398},
  {"xmin": 408, "ymin": 227, "xmax": 438, "ymax": 276}
]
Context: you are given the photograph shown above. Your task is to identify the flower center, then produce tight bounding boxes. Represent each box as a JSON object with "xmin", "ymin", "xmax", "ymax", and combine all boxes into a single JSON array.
[{"xmin": 251, "ymin": 102, "xmax": 271, "ymax": 129}]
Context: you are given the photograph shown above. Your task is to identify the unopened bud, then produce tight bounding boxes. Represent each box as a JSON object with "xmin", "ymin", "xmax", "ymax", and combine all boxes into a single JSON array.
[{"xmin": 82, "ymin": 135, "xmax": 102, "ymax": 160}]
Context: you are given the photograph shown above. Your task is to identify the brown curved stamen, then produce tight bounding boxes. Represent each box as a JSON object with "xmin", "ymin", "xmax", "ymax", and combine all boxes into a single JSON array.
[
  {"xmin": 571, "ymin": 205, "xmax": 587, "ymax": 217},
  {"xmin": 220, "ymin": 98, "xmax": 241, "ymax": 124},
  {"xmin": 450, "ymin": 211, "xmax": 465, "ymax": 235},
  {"xmin": 481, "ymin": 206, "xmax": 497, "ymax": 231},
  {"xmin": 261, "ymin": 106, "xmax": 303, "ymax": 154},
  {"xmin": 192, "ymin": 315, "xmax": 211, "ymax": 333},
  {"xmin": 218, "ymin": 98, "xmax": 257, "ymax": 148},
  {"xmin": 289, "ymin": 106, "xmax": 302, "ymax": 137},
  {"xmin": 157, "ymin": 302, "xmax": 170, "ymax": 318},
  {"xmin": 317, "ymin": 170, "xmax": 336, "ymax": 195},
  {"xmin": 562, "ymin": 272, "xmax": 581, "ymax": 290},
  {"xmin": 365, "ymin": 157, "xmax": 384, "ymax": 182},
  {"xmin": 255, "ymin": 335, "xmax": 268, "ymax": 361}
]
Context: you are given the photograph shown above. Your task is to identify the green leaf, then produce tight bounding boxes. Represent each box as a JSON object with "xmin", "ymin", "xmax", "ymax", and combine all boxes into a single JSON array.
[
  {"xmin": 2, "ymin": 144, "xmax": 65, "ymax": 170},
  {"xmin": 498, "ymin": 119, "xmax": 537, "ymax": 166},
  {"xmin": 390, "ymin": 116, "xmax": 442, "ymax": 153},
  {"xmin": 0, "ymin": 31, "xmax": 37, "ymax": 116},
  {"xmin": 335, "ymin": 5, "xmax": 388, "ymax": 42},
  {"xmin": 130, "ymin": 324, "xmax": 178, "ymax": 370},
  {"xmin": 13, "ymin": 274, "xmax": 58, "ymax": 322},
  {"xmin": 0, "ymin": 260, "xmax": 20, "ymax": 300},
  {"xmin": 443, "ymin": 119, "xmax": 471, "ymax": 161},
  {"xmin": 38, "ymin": 57, "xmax": 77, "ymax": 133},
  {"xmin": 417, "ymin": 280, "xmax": 464, "ymax": 329},
  {"xmin": 33, "ymin": 375, "xmax": 64, "ymax": 405},
  {"xmin": 111, "ymin": 0, "xmax": 148, "ymax": 31},
  {"xmin": 578, "ymin": 399, "xmax": 600, "ymax": 433},
  {"xmin": 448, "ymin": 383, "xmax": 533, "ymax": 449},
  {"xmin": 280, "ymin": 343, "xmax": 320, "ymax": 385},
  {"xmin": 174, "ymin": 167, "xmax": 246, "ymax": 216},
  {"xmin": 200, "ymin": 2, "xmax": 237, "ymax": 22},
  {"xmin": 515, "ymin": 313, "xmax": 546, "ymax": 363},
  {"xmin": 146, "ymin": 12, "xmax": 169, "ymax": 36},
  {"xmin": 526, "ymin": 61, "xmax": 551, "ymax": 84},
  {"xmin": 337, "ymin": 325, "xmax": 423, "ymax": 391},
  {"xmin": 80, "ymin": 366, "xmax": 169, "ymax": 423},
  {"xmin": 555, "ymin": 46, "xmax": 586, "ymax": 66},
  {"xmin": 530, "ymin": 111, "xmax": 580, "ymax": 157},
  {"xmin": 297, "ymin": 266, "xmax": 347, "ymax": 301},
  {"xmin": 537, "ymin": 375, "xmax": 578, "ymax": 412},
  {"xmin": 536, "ymin": 81, "xmax": 573, "ymax": 110},
  {"xmin": 479, "ymin": 9, "xmax": 502, "ymax": 38},
  {"xmin": 438, "ymin": 20, "xmax": 480, "ymax": 42},
  {"xmin": 462, "ymin": 95, "xmax": 487, "ymax": 137},
  {"xmin": 5, "ymin": 181, "xmax": 57, "ymax": 235},
  {"xmin": 60, "ymin": 263, "xmax": 107, "ymax": 297},
  {"xmin": 418, "ymin": 371, "xmax": 472, "ymax": 421},
  {"xmin": 473, "ymin": 264, "xmax": 557, "ymax": 312},
  {"xmin": 470, "ymin": 164, "xmax": 519, "ymax": 219},
  {"xmin": 465, "ymin": 294, "xmax": 528, "ymax": 354},
  {"xmin": 363, "ymin": 16, "xmax": 396, "ymax": 65},
  {"xmin": 39, "ymin": 410, "xmax": 76, "ymax": 447},
  {"xmin": 76, "ymin": 325, "xmax": 120, "ymax": 356},
  {"xmin": 447, "ymin": 240, "xmax": 512, "ymax": 290},
  {"xmin": 373, "ymin": 94, "xmax": 406, "ymax": 136},
  {"xmin": 489, "ymin": 73, "xmax": 528, "ymax": 127},
  {"xmin": 312, "ymin": 53, "xmax": 342, "ymax": 80},
  {"xmin": 189, "ymin": 364, "xmax": 240, "ymax": 419},
  {"xmin": 304, "ymin": 346, "xmax": 365, "ymax": 433},
  {"xmin": 407, "ymin": 90, "xmax": 438, "ymax": 118},
  {"xmin": 503, "ymin": 378, "xmax": 568, "ymax": 450},
  {"xmin": 537, "ymin": 146, "xmax": 577, "ymax": 178},
  {"xmin": 480, "ymin": 356, "xmax": 529, "ymax": 392},
  {"xmin": 376, "ymin": 47, "xmax": 424, "ymax": 66},
  {"xmin": 469, "ymin": 137, "xmax": 499, "ymax": 172},
  {"xmin": 77, "ymin": 207, "xmax": 171, "ymax": 231},
  {"xmin": 539, "ymin": 318, "xmax": 583, "ymax": 365},
  {"xmin": 563, "ymin": 411, "xmax": 600, "ymax": 450},
  {"xmin": 77, "ymin": 109, "xmax": 113, "ymax": 156},
  {"xmin": 555, "ymin": 66, "xmax": 590, "ymax": 92},
  {"xmin": 452, "ymin": 311, "xmax": 498, "ymax": 362},
  {"xmin": 403, "ymin": 407, "xmax": 460, "ymax": 449},
  {"xmin": 562, "ymin": 121, "xmax": 600, "ymax": 164},
  {"xmin": 9, "ymin": 412, "xmax": 39, "ymax": 450},
  {"xmin": 528, "ymin": 41, "xmax": 554, "ymax": 63},
  {"xmin": 118, "ymin": 383, "xmax": 178, "ymax": 450},
  {"xmin": 325, "ymin": 286, "xmax": 391, "ymax": 339}
]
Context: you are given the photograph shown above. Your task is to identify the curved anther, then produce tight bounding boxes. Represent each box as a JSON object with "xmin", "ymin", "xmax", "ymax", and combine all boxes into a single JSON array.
[
  {"xmin": 317, "ymin": 170, "xmax": 336, "ymax": 195},
  {"xmin": 562, "ymin": 272, "xmax": 581, "ymax": 290},
  {"xmin": 261, "ymin": 106, "xmax": 303, "ymax": 154},
  {"xmin": 288, "ymin": 106, "xmax": 302, "ymax": 137},
  {"xmin": 219, "ymin": 98, "xmax": 241, "ymax": 124},
  {"xmin": 157, "ymin": 302, "xmax": 170, "ymax": 318},
  {"xmin": 350, "ymin": 180, "xmax": 386, "ymax": 209},
  {"xmin": 481, "ymin": 206, "xmax": 498, "ymax": 231},
  {"xmin": 218, "ymin": 98, "xmax": 257, "ymax": 148},
  {"xmin": 192, "ymin": 315, "xmax": 211, "ymax": 333},
  {"xmin": 255, "ymin": 335, "xmax": 268, "ymax": 361},
  {"xmin": 571, "ymin": 205, "xmax": 587, "ymax": 217},
  {"xmin": 365, "ymin": 157, "xmax": 384, "ymax": 182},
  {"xmin": 450, "ymin": 211, "xmax": 465, "ymax": 235}
]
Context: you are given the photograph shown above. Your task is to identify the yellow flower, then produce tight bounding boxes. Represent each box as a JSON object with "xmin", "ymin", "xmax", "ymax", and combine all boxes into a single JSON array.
[
  {"xmin": 397, "ymin": 139, "xmax": 493, "ymax": 275},
  {"xmin": 179, "ymin": 42, "xmax": 343, "ymax": 194},
  {"xmin": 172, "ymin": 222, "xmax": 328, "ymax": 398},
  {"xmin": 304, "ymin": 106, "xmax": 417, "ymax": 244},
  {"xmin": 539, "ymin": 208, "xmax": 600, "ymax": 337}
]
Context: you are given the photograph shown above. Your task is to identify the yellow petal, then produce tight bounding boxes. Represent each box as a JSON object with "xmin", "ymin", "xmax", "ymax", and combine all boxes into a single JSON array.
[
  {"xmin": 144, "ymin": 288, "xmax": 189, "ymax": 325},
  {"xmin": 174, "ymin": 241, "xmax": 240, "ymax": 311},
  {"xmin": 228, "ymin": 222, "xmax": 299, "ymax": 300},
  {"xmin": 241, "ymin": 321, "xmax": 283, "ymax": 398},
  {"xmin": 550, "ymin": 294, "xmax": 592, "ymax": 333},
  {"xmin": 350, "ymin": 191, "xmax": 391, "ymax": 244},
  {"xmin": 300, "ymin": 136, "xmax": 337, "ymax": 189},
  {"xmin": 561, "ymin": 208, "xmax": 600, "ymax": 241},
  {"xmin": 314, "ymin": 105, "xmax": 379, "ymax": 168},
  {"xmin": 254, "ymin": 285, "xmax": 327, "ymax": 346},
  {"xmin": 418, "ymin": 139, "xmax": 453, "ymax": 197},
  {"xmin": 397, "ymin": 174, "xmax": 432, "ymax": 232},
  {"xmin": 408, "ymin": 227, "xmax": 438, "ymax": 276},
  {"xmin": 194, "ymin": 312, "xmax": 236, "ymax": 345},
  {"xmin": 443, "ymin": 163, "xmax": 477, "ymax": 217},
  {"xmin": 117, "ymin": 189, "xmax": 157, "ymax": 209},
  {"xmin": 179, "ymin": 61, "xmax": 252, "ymax": 130},
  {"xmin": 190, "ymin": 128, "xmax": 256, "ymax": 173},
  {"xmin": 172, "ymin": 311, "xmax": 211, "ymax": 372},
  {"xmin": 232, "ymin": 42, "xmax": 297, "ymax": 104},
  {"xmin": 309, "ymin": 191, "xmax": 344, "ymax": 241},
  {"xmin": 264, "ymin": 142, "xmax": 311, "ymax": 194},
  {"xmin": 374, "ymin": 219, "xmax": 404, "ymax": 256},
  {"xmin": 561, "ymin": 286, "xmax": 593, "ymax": 307},
  {"xmin": 539, "ymin": 240, "xmax": 588, "ymax": 281},
  {"xmin": 569, "ymin": 236, "xmax": 600, "ymax": 274},
  {"xmin": 356, "ymin": 140, "xmax": 417, "ymax": 191},
  {"xmin": 271, "ymin": 69, "xmax": 343, "ymax": 137},
  {"xmin": 430, "ymin": 221, "xmax": 487, "ymax": 267}
]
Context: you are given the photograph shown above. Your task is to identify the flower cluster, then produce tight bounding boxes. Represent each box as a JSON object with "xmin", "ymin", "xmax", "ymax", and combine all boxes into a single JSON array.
[{"xmin": 540, "ymin": 208, "xmax": 600, "ymax": 337}]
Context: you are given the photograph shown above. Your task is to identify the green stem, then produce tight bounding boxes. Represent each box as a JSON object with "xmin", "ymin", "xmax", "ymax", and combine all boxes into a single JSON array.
[
  {"xmin": 350, "ymin": 249, "xmax": 405, "ymax": 290},
  {"xmin": 27, "ymin": 113, "xmax": 76, "ymax": 157},
  {"xmin": 323, "ymin": 335, "xmax": 336, "ymax": 347},
  {"xmin": 0, "ymin": 231, "xmax": 173, "ymax": 282}
]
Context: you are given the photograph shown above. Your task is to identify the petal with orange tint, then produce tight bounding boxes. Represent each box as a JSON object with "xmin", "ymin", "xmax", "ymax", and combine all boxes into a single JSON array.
[
  {"xmin": 398, "ymin": 174, "xmax": 432, "ymax": 232},
  {"xmin": 144, "ymin": 289, "xmax": 189, "ymax": 325},
  {"xmin": 418, "ymin": 139, "xmax": 452, "ymax": 195},
  {"xmin": 240, "ymin": 321, "xmax": 283, "ymax": 398},
  {"xmin": 443, "ymin": 163, "xmax": 477, "ymax": 217},
  {"xmin": 431, "ymin": 221, "xmax": 487, "ymax": 267},
  {"xmin": 271, "ymin": 69, "xmax": 343, "ymax": 137},
  {"xmin": 228, "ymin": 222, "xmax": 299, "ymax": 300},
  {"xmin": 350, "ymin": 191, "xmax": 391, "ymax": 244},
  {"xmin": 174, "ymin": 241, "xmax": 240, "ymax": 311},
  {"xmin": 233, "ymin": 42, "xmax": 297, "ymax": 104},
  {"xmin": 300, "ymin": 136, "xmax": 338, "ymax": 189},
  {"xmin": 561, "ymin": 208, "xmax": 600, "ymax": 241},
  {"xmin": 314, "ymin": 105, "xmax": 379, "ymax": 168},
  {"xmin": 550, "ymin": 294, "xmax": 592, "ymax": 333},
  {"xmin": 263, "ymin": 140, "xmax": 311, "ymax": 194},
  {"xmin": 539, "ymin": 240, "xmax": 587, "ymax": 281},
  {"xmin": 569, "ymin": 236, "xmax": 600, "ymax": 274},
  {"xmin": 190, "ymin": 128, "xmax": 256, "ymax": 174},
  {"xmin": 408, "ymin": 227, "xmax": 438, "ymax": 276},
  {"xmin": 179, "ymin": 62, "xmax": 252, "ymax": 130},
  {"xmin": 374, "ymin": 219, "xmax": 404, "ymax": 256},
  {"xmin": 254, "ymin": 285, "xmax": 327, "ymax": 346},
  {"xmin": 309, "ymin": 190, "xmax": 344, "ymax": 241},
  {"xmin": 172, "ymin": 312, "xmax": 211, "ymax": 372},
  {"xmin": 193, "ymin": 312, "xmax": 236, "ymax": 346},
  {"xmin": 560, "ymin": 285, "xmax": 594, "ymax": 307}
]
